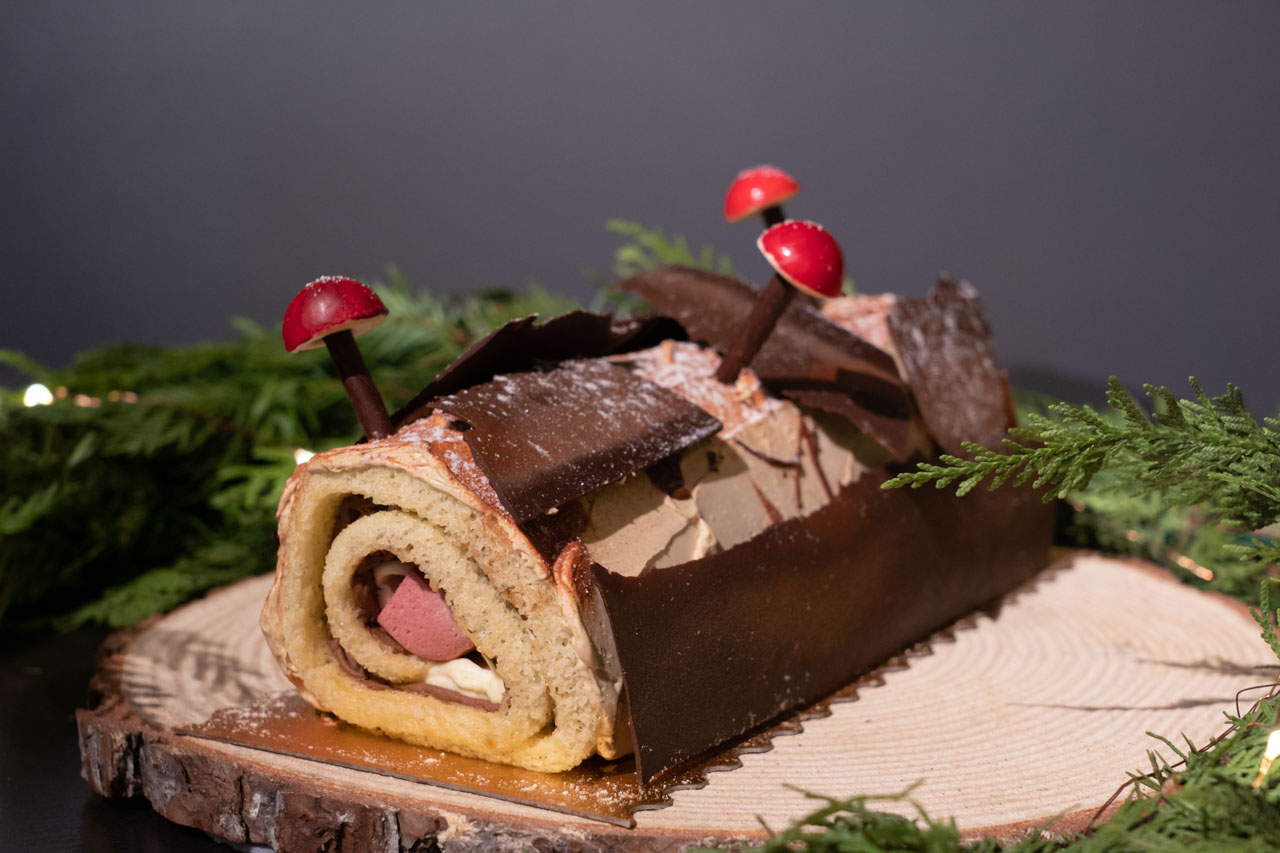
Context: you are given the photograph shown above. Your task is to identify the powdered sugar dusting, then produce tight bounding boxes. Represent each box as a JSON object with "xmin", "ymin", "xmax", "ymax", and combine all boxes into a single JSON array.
[
  {"xmin": 181, "ymin": 689, "xmax": 721, "ymax": 826},
  {"xmin": 821, "ymin": 293, "xmax": 900, "ymax": 358},
  {"xmin": 621, "ymin": 342, "xmax": 782, "ymax": 440},
  {"xmin": 428, "ymin": 360, "xmax": 721, "ymax": 522},
  {"xmin": 391, "ymin": 413, "xmax": 506, "ymax": 511}
]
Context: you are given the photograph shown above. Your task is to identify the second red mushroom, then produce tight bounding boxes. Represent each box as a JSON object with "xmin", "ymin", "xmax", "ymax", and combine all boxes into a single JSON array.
[{"xmin": 715, "ymin": 220, "xmax": 845, "ymax": 384}]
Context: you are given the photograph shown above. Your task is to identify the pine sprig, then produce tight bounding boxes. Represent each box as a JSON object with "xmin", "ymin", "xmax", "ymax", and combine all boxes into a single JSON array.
[
  {"xmin": 606, "ymin": 219, "xmax": 736, "ymax": 280},
  {"xmin": 1251, "ymin": 580, "xmax": 1280, "ymax": 662},
  {"xmin": 886, "ymin": 377, "xmax": 1280, "ymax": 537}
]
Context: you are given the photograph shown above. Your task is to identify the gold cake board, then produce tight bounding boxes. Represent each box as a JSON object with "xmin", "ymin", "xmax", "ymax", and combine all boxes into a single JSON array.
[{"xmin": 77, "ymin": 552, "xmax": 1274, "ymax": 851}]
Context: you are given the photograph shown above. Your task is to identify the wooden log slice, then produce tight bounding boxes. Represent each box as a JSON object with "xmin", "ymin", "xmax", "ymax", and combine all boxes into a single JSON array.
[{"xmin": 78, "ymin": 553, "xmax": 1274, "ymax": 851}]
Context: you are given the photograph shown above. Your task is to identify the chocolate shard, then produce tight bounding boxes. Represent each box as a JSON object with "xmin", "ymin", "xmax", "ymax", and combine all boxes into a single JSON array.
[
  {"xmin": 589, "ymin": 472, "xmax": 1053, "ymax": 783},
  {"xmin": 392, "ymin": 311, "xmax": 687, "ymax": 427},
  {"xmin": 888, "ymin": 278, "xmax": 1011, "ymax": 456},
  {"xmin": 619, "ymin": 266, "xmax": 913, "ymax": 459},
  {"xmin": 432, "ymin": 360, "xmax": 722, "ymax": 523}
]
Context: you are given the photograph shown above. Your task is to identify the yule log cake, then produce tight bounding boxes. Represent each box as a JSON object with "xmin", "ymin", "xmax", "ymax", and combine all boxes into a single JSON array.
[{"xmin": 262, "ymin": 222, "xmax": 1052, "ymax": 783}]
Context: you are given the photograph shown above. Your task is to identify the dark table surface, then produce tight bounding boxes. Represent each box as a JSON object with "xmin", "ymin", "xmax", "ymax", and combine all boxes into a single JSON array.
[{"xmin": 1, "ymin": 624, "xmax": 228, "ymax": 852}]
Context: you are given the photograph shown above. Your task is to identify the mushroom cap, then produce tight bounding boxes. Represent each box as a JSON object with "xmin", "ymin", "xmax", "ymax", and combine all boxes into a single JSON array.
[
  {"xmin": 756, "ymin": 220, "xmax": 844, "ymax": 299},
  {"xmin": 282, "ymin": 276, "xmax": 389, "ymax": 353},
  {"xmin": 723, "ymin": 165, "xmax": 799, "ymax": 222}
]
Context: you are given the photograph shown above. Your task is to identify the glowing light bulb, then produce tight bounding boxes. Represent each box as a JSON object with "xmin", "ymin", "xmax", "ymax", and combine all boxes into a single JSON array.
[
  {"xmin": 294, "ymin": 448, "xmax": 316, "ymax": 465},
  {"xmin": 1252, "ymin": 729, "xmax": 1280, "ymax": 788},
  {"xmin": 23, "ymin": 383, "xmax": 54, "ymax": 407}
]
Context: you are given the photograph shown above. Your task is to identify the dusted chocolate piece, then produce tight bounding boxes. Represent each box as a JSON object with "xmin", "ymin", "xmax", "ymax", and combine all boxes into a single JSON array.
[
  {"xmin": 433, "ymin": 360, "xmax": 722, "ymax": 523},
  {"xmin": 619, "ymin": 266, "xmax": 913, "ymax": 459},
  {"xmin": 589, "ymin": 472, "xmax": 1053, "ymax": 782},
  {"xmin": 392, "ymin": 311, "xmax": 686, "ymax": 427},
  {"xmin": 888, "ymin": 278, "xmax": 1010, "ymax": 456}
]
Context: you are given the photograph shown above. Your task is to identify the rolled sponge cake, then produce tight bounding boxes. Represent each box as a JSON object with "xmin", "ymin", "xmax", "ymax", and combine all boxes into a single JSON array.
[
  {"xmin": 262, "ymin": 420, "xmax": 613, "ymax": 772},
  {"xmin": 259, "ymin": 353, "xmax": 859, "ymax": 772}
]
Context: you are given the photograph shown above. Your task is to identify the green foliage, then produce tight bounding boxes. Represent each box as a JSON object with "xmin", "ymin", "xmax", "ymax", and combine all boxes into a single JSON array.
[
  {"xmin": 855, "ymin": 377, "xmax": 1280, "ymax": 851},
  {"xmin": 887, "ymin": 378, "xmax": 1280, "ymax": 518},
  {"xmin": 0, "ymin": 273, "xmax": 575, "ymax": 629},
  {"xmin": 1060, "ymin": 691, "xmax": 1280, "ymax": 852},
  {"xmin": 691, "ymin": 784, "xmax": 981, "ymax": 853},
  {"xmin": 606, "ymin": 219, "xmax": 735, "ymax": 281},
  {"xmin": 1251, "ymin": 580, "xmax": 1280, "ymax": 662},
  {"xmin": 886, "ymin": 378, "xmax": 1280, "ymax": 591}
]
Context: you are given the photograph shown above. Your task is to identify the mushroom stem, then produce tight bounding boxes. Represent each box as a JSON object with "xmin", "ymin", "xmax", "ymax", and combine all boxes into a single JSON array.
[
  {"xmin": 324, "ymin": 330, "xmax": 393, "ymax": 439},
  {"xmin": 761, "ymin": 205, "xmax": 785, "ymax": 228},
  {"xmin": 715, "ymin": 275, "xmax": 794, "ymax": 383}
]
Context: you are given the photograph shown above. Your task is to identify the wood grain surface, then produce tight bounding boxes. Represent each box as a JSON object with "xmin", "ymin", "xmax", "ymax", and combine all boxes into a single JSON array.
[{"xmin": 77, "ymin": 553, "xmax": 1274, "ymax": 851}]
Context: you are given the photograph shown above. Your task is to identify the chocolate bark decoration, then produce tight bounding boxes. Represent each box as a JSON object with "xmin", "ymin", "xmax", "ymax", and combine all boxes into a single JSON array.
[
  {"xmin": 519, "ymin": 501, "xmax": 590, "ymax": 565},
  {"xmin": 620, "ymin": 266, "xmax": 913, "ymax": 459},
  {"xmin": 392, "ymin": 311, "xmax": 686, "ymax": 427},
  {"xmin": 590, "ymin": 473, "xmax": 1053, "ymax": 782},
  {"xmin": 888, "ymin": 277, "xmax": 1011, "ymax": 456},
  {"xmin": 433, "ymin": 360, "xmax": 722, "ymax": 523}
]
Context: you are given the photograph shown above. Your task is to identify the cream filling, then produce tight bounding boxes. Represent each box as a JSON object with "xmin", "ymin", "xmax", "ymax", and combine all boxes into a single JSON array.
[
  {"xmin": 422, "ymin": 656, "xmax": 505, "ymax": 705},
  {"xmin": 580, "ymin": 410, "xmax": 876, "ymax": 575}
]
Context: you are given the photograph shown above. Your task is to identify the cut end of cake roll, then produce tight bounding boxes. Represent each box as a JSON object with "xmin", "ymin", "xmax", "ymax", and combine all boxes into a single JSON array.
[{"xmin": 262, "ymin": 413, "xmax": 617, "ymax": 773}]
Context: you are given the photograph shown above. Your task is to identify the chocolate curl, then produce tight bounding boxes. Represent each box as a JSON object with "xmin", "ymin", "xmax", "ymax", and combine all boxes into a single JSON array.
[
  {"xmin": 325, "ymin": 330, "xmax": 393, "ymax": 440},
  {"xmin": 714, "ymin": 275, "xmax": 792, "ymax": 383}
]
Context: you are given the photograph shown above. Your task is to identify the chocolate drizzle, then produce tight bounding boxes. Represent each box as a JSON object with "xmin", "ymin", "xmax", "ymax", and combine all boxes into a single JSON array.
[
  {"xmin": 590, "ymin": 472, "xmax": 1053, "ymax": 782},
  {"xmin": 433, "ymin": 360, "xmax": 721, "ymax": 523},
  {"xmin": 619, "ymin": 266, "xmax": 914, "ymax": 459}
]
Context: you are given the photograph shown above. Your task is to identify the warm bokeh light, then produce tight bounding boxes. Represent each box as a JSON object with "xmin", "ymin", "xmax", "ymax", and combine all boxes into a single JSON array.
[
  {"xmin": 1252, "ymin": 728, "xmax": 1280, "ymax": 788},
  {"xmin": 22, "ymin": 383, "xmax": 54, "ymax": 407}
]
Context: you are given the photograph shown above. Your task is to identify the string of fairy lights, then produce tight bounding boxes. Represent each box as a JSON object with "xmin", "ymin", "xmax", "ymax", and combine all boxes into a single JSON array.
[
  {"xmin": 21, "ymin": 381, "xmax": 138, "ymax": 408},
  {"xmin": 20, "ymin": 381, "xmax": 316, "ymax": 466},
  {"xmin": 1255, "ymin": 728, "xmax": 1280, "ymax": 788}
]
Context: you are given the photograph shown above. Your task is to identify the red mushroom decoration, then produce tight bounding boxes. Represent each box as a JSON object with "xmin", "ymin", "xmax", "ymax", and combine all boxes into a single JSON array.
[
  {"xmin": 715, "ymin": 220, "xmax": 844, "ymax": 383},
  {"xmin": 723, "ymin": 165, "xmax": 800, "ymax": 227},
  {"xmin": 283, "ymin": 276, "xmax": 393, "ymax": 440}
]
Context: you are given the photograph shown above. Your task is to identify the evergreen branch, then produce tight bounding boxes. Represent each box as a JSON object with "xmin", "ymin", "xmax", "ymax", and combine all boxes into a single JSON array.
[
  {"xmin": 1251, "ymin": 580, "xmax": 1280, "ymax": 663},
  {"xmin": 885, "ymin": 377, "xmax": 1280, "ymax": 533},
  {"xmin": 0, "ymin": 349, "xmax": 57, "ymax": 385},
  {"xmin": 606, "ymin": 219, "xmax": 735, "ymax": 280}
]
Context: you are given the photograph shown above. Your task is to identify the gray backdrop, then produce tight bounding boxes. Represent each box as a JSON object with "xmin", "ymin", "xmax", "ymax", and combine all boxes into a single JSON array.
[{"xmin": 4, "ymin": 2, "xmax": 1279, "ymax": 409}]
